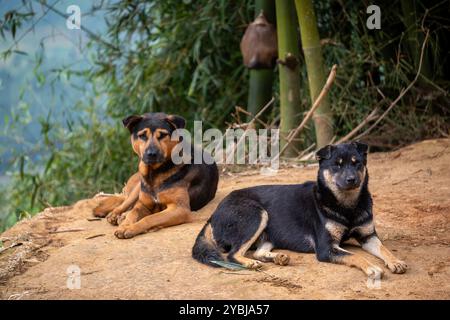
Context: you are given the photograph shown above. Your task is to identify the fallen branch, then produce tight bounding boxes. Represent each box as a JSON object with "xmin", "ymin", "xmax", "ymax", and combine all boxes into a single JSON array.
[
  {"xmin": 87, "ymin": 218, "xmax": 102, "ymax": 222},
  {"xmin": 226, "ymin": 97, "xmax": 275, "ymax": 162},
  {"xmin": 295, "ymin": 143, "xmax": 316, "ymax": 159},
  {"xmin": 85, "ymin": 234, "xmax": 105, "ymax": 240},
  {"xmin": 279, "ymin": 64, "xmax": 338, "ymax": 158},
  {"xmin": 299, "ymin": 151, "xmax": 316, "ymax": 161},
  {"xmin": 233, "ymin": 106, "xmax": 269, "ymax": 129},
  {"xmin": 49, "ymin": 228, "xmax": 86, "ymax": 234},
  {"xmin": 0, "ymin": 242, "xmax": 23, "ymax": 255},
  {"xmin": 242, "ymin": 97, "xmax": 275, "ymax": 130},
  {"xmin": 337, "ymin": 107, "xmax": 379, "ymax": 144}
]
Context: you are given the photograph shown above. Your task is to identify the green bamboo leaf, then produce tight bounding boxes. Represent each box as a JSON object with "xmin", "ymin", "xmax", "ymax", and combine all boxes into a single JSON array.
[
  {"xmin": 13, "ymin": 50, "xmax": 28, "ymax": 56},
  {"xmin": 11, "ymin": 21, "xmax": 16, "ymax": 39}
]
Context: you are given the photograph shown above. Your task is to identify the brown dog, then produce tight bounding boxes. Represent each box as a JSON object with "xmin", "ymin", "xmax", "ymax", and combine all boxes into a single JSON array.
[{"xmin": 93, "ymin": 112, "xmax": 219, "ymax": 239}]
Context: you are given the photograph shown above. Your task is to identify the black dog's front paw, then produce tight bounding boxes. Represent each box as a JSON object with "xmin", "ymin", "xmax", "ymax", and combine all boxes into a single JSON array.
[{"xmin": 386, "ymin": 260, "xmax": 408, "ymax": 274}]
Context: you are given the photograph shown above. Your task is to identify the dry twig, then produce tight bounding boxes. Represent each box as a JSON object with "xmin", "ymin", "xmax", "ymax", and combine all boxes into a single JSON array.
[
  {"xmin": 48, "ymin": 228, "xmax": 86, "ymax": 234},
  {"xmin": 279, "ymin": 64, "xmax": 338, "ymax": 158},
  {"xmin": 225, "ymin": 97, "xmax": 275, "ymax": 162},
  {"xmin": 355, "ymin": 30, "xmax": 430, "ymax": 140},
  {"xmin": 337, "ymin": 107, "xmax": 379, "ymax": 144},
  {"xmin": 85, "ymin": 234, "xmax": 105, "ymax": 240}
]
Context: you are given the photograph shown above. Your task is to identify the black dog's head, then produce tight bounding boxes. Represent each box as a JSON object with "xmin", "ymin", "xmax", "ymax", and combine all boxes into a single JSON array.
[
  {"xmin": 122, "ymin": 112, "xmax": 185, "ymax": 174},
  {"xmin": 316, "ymin": 142, "xmax": 369, "ymax": 206}
]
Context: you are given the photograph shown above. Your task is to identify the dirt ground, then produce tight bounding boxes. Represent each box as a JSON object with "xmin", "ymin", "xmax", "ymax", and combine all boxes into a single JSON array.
[{"xmin": 0, "ymin": 138, "xmax": 449, "ymax": 300}]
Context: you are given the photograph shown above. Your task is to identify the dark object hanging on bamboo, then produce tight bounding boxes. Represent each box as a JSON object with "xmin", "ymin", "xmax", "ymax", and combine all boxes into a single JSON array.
[{"xmin": 240, "ymin": 12, "xmax": 278, "ymax": 69}]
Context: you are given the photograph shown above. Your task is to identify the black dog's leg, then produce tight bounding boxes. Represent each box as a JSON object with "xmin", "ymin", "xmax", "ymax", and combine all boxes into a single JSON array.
[
  {"xmin": 253, "ymin": 239, "xmax": 290, "ymax": 266},
  {"xmin": 316, "ymin": 243, "xmax": 384, "ymax": 279},
  {"xmin": 316, "ymin": 221, "xmax": 384, "ymax": 279},
  {"xmin": 227, "ymin": 210, "xmax": 268, "ymax": 270},
  {"xmin": 352, "ymin": 221, "xmax": 408, "ymax": 274}
]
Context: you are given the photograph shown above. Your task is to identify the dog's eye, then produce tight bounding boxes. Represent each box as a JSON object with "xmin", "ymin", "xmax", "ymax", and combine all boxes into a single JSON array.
[
  {"xmin": 158, "ymin": 132, "xmax": 168, "ymax": 140},
  {"xmin": 138, "ymin": 133, "xmax": 147, "ymax": 140}
]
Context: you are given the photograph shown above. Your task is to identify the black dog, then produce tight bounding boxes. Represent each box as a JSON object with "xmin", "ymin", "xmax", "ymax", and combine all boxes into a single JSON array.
[{"xmin": 192, "ymin": 142, "xmax": 407, "ymax": 279}]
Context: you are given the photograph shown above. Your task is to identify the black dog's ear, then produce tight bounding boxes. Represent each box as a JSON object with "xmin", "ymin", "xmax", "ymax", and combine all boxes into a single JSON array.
[
  {"xmin": 166, "ymin": 115, "xmax": 186, "ymax": 130},
  {"xmin": 352, "ymin": 141, "xmax": 369, "ymax": 156},
  {"xmin": 315, "ymin": 145, "xmax": 334, "ymax": 161},
  {"xmin": 122, "ymin": 115, "xmax": 143, "ymax": 133}
]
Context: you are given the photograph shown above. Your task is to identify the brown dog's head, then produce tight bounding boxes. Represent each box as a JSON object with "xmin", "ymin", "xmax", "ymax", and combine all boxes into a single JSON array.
[{"xmin": 122, "ymin": 112, "xmax": 186, "ymax": 175}]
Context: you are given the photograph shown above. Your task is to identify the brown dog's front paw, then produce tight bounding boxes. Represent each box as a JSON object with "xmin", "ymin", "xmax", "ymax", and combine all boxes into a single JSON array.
[
  {"xmin": 386, "ymin": 260, "xmax": 408, "ymax": 274},
  {"xmin": 114, "ymin": 226, "xmax": 138, "ymax": 239},
  {"xmin": 106, "ymin": 211, "xmax": 121, "ymax": 225},
  {"xmin": 274, "ymin": 253, "xmax": 290, "ymax": 266},
  {"xmin": 116, "ymin": 212, "xmax": 128, "ymax": 225}
]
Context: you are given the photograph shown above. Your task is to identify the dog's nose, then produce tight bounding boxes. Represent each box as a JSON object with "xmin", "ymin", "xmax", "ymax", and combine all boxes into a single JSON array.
[
  {"xmin": 346, "ymin": 176, "xmax": 356, "ymax": 184},
  {"xmin": 145, "ymin": 149, "xmax": 158, "ymax": 158}
]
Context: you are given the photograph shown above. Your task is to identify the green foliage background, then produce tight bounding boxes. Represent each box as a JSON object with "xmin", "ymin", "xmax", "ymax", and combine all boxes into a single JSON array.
[{"xmin": 0, "ymin": 0, "xmax": 449, "ymax": 231}]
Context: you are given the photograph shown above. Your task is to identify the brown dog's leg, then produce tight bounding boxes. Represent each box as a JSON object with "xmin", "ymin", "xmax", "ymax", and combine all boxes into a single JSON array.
[
  {"xmin": 121, "ymin": 173, "xmax": 140, "ymax": 194},
  {"xmin": 92, "ymin": 173, "xmax": 140, "ymax": 218},
  {"xmin": 361, "ymin": 236, "xmax": 408, "ymax": 274},
  {"xmin": 114, "ymin": 187, "xmax": 191, "ymax": 239},
  {"xmin": 92, "ymin": 195, "xmax": 126, "ymax": 217},
  {"xmin": 114, "ymin": 204, "xmax": 190, "ymax": 239},
  {"xmin": 106, "ymin": 183, "xmax": 140, "ymax": 225},
  {"xmin": 117, "ymin": 202, "xmax": 151, "ymax": 227}
]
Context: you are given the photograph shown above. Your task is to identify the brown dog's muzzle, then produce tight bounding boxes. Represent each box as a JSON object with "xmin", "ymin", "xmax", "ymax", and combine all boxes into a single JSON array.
[{"xmin": 142, "ymin": 144, "xmax": 165, "ymax": 164}]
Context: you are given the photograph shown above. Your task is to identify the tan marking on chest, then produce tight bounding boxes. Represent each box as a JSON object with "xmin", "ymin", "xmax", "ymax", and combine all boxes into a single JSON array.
[
  {"xmin": 323, "ymin": 169, "xmax": 362, "ymax": 208},
  {"xmin": 350, "ymin": 221, "xmax": 375, "ymax": 237},
  {"xmin": 325, "ymin": 220, "xmax": 347, "ymax": 242}
]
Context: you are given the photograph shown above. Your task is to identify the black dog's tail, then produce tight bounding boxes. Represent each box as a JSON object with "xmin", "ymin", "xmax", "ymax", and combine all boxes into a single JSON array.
[{"xmin": 192, "ymin": 222, "xmax": 224, "ymax": 267}]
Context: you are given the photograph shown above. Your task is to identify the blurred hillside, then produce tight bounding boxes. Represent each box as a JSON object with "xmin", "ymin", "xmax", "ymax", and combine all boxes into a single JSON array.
[{"xmin": 0, "ymin": 0, "xmax": 107, "ymax": 174}]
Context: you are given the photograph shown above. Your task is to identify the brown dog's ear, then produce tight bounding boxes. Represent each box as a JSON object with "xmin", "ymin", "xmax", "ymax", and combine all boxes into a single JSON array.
[
  {"xmin": 315, "ymin": 145, "xmax": 334, "ymax": 161},
  {"xmin": 122, "ymin": 115, "xmax": 143, "ymax": 133},
  {"xmin": 352, "ymin": 141, "xmax": 369, "ymax": 156},
  {"xmin": 166, "ymin": 115, "xmax": 186, "ymax": 130}
]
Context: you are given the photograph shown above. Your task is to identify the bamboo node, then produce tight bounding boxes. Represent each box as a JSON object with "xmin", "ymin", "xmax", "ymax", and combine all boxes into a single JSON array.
[{"xmin": 277, "ymin": 53, "xmax": 299, "ymax": 70}]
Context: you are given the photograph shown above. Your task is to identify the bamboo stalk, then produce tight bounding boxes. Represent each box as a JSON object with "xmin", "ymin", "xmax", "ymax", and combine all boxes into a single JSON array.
[
  {"xmin": 247, "ymin": 0, "xmax": 276, "ymax": 122},
  {"xmin": 248, "ymin": 69, "xmax": 274, "ymax": 122},
  {"xmin": 276, "ymin": 0, "xmax": 302, "ymax": 157},
  {"xmin": 295, "ymin": 0, "xmax": 334, "ymax": 148}
]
